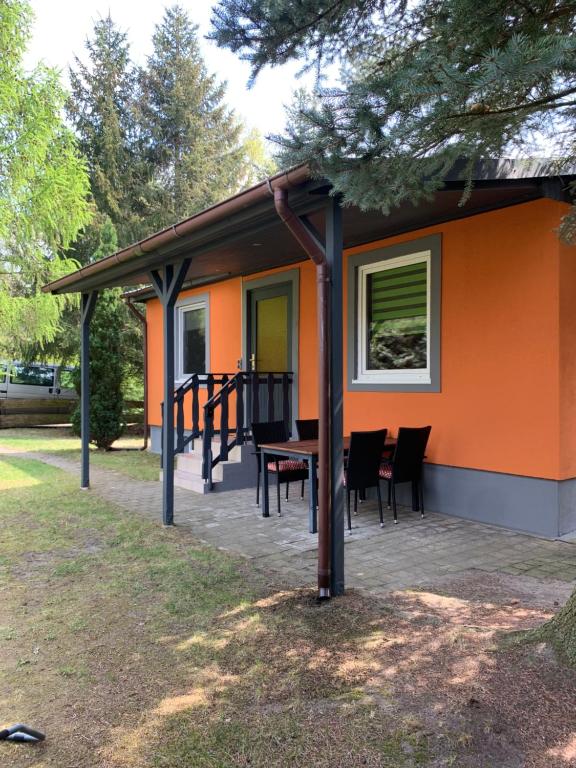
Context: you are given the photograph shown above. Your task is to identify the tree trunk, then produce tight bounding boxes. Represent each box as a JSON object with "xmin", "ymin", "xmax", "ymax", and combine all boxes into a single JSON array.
[{"xmin": 530, "ymin": 587, "xmax": 576, "ymax": 665}]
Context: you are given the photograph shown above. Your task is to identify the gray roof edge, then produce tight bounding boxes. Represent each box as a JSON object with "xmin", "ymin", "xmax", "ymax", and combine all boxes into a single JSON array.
[{"xmin": 449, "ymin": 157, "xmax": 576, "ymax": 182}]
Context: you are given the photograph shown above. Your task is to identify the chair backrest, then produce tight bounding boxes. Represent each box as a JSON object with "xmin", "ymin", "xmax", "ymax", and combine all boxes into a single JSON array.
[
  {"xmin": 251, "ymin": 420, "xmax": 288, "ymax": 451},
  {"xmin": 392, "ymin": 426, "xmax": 431, "ymax": 483},
  {"xmin": 295, "ymin": 418, "xmax": 319, "ymax": 441},
  {"xmin": 346, "ymin": 429, "xmax": 387, "ymax": 491}
]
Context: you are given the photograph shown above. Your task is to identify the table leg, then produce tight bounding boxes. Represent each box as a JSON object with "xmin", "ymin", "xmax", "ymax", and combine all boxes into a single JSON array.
[
  {"xmin": 261, "ymin": 450, "xmax": 270, "ymax": 518},
  {"xmin": 309, "ymin": 454, "xmax": 318, "ymax": 534}
]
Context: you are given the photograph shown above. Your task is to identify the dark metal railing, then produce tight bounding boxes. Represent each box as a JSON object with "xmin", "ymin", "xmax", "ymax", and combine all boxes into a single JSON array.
[{"xmin": 161, "ymin": 371, "xmax": 293, "ymax": 489}]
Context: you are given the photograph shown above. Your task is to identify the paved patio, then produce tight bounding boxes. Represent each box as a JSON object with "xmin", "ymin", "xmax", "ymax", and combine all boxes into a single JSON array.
[{"xmin": 9, "ymin": 448, "xmax": 576, "ymax": 598}]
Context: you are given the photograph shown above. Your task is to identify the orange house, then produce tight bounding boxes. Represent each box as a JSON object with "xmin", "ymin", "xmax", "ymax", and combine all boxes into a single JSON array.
[{"xmin": 44, "ymin": 160, "xmax": 576, "ymax": 596}]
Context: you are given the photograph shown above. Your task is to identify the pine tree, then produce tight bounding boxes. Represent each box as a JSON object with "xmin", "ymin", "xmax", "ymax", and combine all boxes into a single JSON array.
[
  {"xmin": 138, "ymin": 4, "xmax": 252, "ymax": 228},
  {"xmin": 72, "ymin": 218, "xmax": 125, "ymax": 450},
  {"xmin": 211, "ymin": 0, "xmax": 576, "ymax": 240},
  {"xmin": 68, "ymin": 14, "xmax": 143, "ymax": 247}
]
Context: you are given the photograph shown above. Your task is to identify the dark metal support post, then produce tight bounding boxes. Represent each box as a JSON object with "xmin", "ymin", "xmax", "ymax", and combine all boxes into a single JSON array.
[
  {"xmin": 149, "ymin": 260, "xmax": 191, "ymax": 525},
  {"xmin": 80, "ymin": 291, "xmax": 98, "ymax": 489},
  {"xmin": 326, "ymin": 198, "xmax": 345, "ymax": 596}
]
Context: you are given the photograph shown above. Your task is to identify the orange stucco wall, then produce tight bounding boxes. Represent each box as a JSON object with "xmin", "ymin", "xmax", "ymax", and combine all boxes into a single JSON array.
[
  {"xmin": 147, "ymin": 198, "xmax": 574, "ymax": 481},
  {"xmin": 560, "ymin": 233, "xmax": 576, "ymax": 478}
]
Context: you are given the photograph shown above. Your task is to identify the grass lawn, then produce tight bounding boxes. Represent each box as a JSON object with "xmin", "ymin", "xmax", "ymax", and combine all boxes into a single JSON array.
[
  {"xmin": 0, "ymin": 427, "xmax": 160, "ymax": 481},
  {"xmin": 1, "ymin": 440, "xmax": 576, "ymax": 766}
]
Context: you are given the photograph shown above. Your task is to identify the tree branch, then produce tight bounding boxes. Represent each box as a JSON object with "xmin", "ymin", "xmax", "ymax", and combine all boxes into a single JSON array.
[
  {"xmin": 248, "ymin": 0, "xmax": 351, "ymax": 47},
  {"xmin": 447, "ymin": 87, "xmax": 576, "ymax": 119}
]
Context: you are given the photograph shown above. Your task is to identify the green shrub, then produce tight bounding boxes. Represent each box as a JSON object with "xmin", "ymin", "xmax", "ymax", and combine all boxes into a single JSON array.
[
  {"xmin": 72, "ymin": 286, "xmax": 125, "ymax": 450},
  {"xmin": 71, "ymin": 218, "xmax": 125, "ymax": 449}
]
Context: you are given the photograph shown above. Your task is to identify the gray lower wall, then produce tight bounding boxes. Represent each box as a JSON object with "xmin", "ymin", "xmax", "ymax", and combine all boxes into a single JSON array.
[
  {"xmin": 559, "ymin": 479, "xmax": 576, "ymax": 537},
  {"xmin": 395, "ymin": 463, "xmax": 576, "ymax": 539},
  {"xmin": 150, "ymin": 425, "xmax": 161, "ymax": 454},
  {"xmin": 150, "ymin": 425, "xmax": 576, "ymax": 538}
]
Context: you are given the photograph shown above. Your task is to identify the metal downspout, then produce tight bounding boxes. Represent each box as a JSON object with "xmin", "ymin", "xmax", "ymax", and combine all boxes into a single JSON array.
[
  {"xmin": 273, "ymin": 188, "xmax": 331, "ymax": 599},
  {"xmin": 124, "ymin": 298, "xmax": 149, "ymax": 451}
]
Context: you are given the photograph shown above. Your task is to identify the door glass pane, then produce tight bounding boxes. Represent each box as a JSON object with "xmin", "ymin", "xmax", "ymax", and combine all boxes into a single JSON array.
[
  {"xmin": 0, "ymin": 363, "xmax": 6, "ymax": 383},
  {"xmin": 256, "ymin": 296, "xmax": 288, "ymax": 371},
  {"xmin": 182, "ymin": 306, "xmax": 206, "ymax": 374},
  {"xmin": 366, "ymin": 261, "xmax": 428, "ymax": 370},
  {"xmin": 11, "ymin": 364, "xmax": 55, "ymax": 386}
]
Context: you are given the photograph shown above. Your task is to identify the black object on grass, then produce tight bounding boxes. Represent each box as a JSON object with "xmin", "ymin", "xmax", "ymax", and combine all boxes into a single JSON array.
[{"xmin": 0, "ymin": 724, "xmax": 45, "ymax": 743}]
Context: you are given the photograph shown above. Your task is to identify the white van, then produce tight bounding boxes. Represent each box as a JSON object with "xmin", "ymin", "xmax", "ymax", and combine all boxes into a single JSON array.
[{"xmin": 0, "ymin": 362, "xmax": 78, "ymax": 401}]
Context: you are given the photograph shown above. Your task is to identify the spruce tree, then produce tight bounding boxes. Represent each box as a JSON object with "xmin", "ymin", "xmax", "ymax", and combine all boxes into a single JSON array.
[
  {"xmin": 67, "ymin": 17, "xmax": 148, "ymax": 396},
  {"xmin": 138, "ymin": 4, "xmax": 250, "ymax": 228},
  {"xmin": 211, "ymin": 0, "xmax": 576, "ymax": 240},
  {"xmin": 71, "ymin": 218, "xmax": 124, "ymax": 450},
  {"xmin": 68, "ymin": 14, "xmax": 143, "ymax": 247}
]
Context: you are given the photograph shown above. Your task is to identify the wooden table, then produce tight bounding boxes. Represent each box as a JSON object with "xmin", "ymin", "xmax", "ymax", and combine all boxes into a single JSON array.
[{"xmin": 259, "ymin": 437, "xmax": 396, "ymax": 533}]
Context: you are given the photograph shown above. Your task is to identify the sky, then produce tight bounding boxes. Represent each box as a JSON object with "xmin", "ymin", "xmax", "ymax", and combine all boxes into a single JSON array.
[{"xmin": 25, "ymin": 0, "xmax": 313, "ymax": 140}]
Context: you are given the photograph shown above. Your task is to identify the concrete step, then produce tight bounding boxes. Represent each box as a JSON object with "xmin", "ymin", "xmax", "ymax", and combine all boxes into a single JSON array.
[
  {"xmin": 160, "ymin": 439, "xmax": 257, "ymax": 494},
  {"xmin": 177, "ymin": 451, "xmax": 219, "ymax": 479},
  {"xmin": 173, "ymin": 458, "xmax": 257, "ymax": 491},
  {"xmin": 173, "ymin": 470, "xmax": 214, "ymax": 494},
  {"xmin": 159, "ymin": 469, "xmax": 217, "ymax": 494},
  {"xmin": 184, "ymin": 439, "xmax": 251, "ymax": 463}
]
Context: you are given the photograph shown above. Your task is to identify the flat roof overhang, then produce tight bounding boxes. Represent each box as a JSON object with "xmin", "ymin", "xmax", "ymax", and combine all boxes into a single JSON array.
[{"xmin": 43, "ymin": 160, "xmax": 574, "ymax": 298}]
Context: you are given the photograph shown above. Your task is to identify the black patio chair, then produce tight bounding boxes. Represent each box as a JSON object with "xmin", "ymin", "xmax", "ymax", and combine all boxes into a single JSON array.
[
  {"xmin": 379, "ymin": 426, "xmax": 432, "ymax": 524},
  {"xmin": 344, "ymin": 429, "xmax": 387, "ymax": 532},
  {"xmin": 251, "ymin": 420, "xmax": 308, "ymax": 515},
  {"xmin": 295, "ymin": 418, "xmax": 319, "ymax": 440},
  {"xmin": 295, "ymin": 418, "xmax": 319, "ymax": 499}
]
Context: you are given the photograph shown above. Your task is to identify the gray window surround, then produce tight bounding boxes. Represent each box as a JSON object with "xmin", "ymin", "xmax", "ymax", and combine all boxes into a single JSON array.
[
  {"xmin": 347, "ymin": 234, "xmax": 442, "ymax": 392},
  {"xmin": 175, "ymin": 292, "xmax": 210, "ymax": 385}
]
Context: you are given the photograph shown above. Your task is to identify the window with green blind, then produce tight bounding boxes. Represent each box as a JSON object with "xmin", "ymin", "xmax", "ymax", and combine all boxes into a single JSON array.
[{"xmin": 358, "ymin": 251, "xmax": 431, "ymax": 383}]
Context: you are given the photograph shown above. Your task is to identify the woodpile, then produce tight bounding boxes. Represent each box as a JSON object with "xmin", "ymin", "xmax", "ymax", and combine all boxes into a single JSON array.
[{"xmin": 0, "ymin": 398, "xmax": 75, "ymax": 428}]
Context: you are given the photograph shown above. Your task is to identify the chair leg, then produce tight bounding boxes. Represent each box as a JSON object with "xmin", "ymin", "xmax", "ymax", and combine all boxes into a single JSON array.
[
  {"xmin": 346, "ymin": 489, "xmax": 351, "ymax": 532},
  {"xmin": 411, "ymin": 480, "xmax": 419, "ymax": 512},
  {"xmin": 354, "ymin": 489, "xmax": 358, "ymax": 515},
  {"xmin": 377, "ymin": 483, "xmax": 384, "ymax": 528},
  {"xmin": 387, "ymin": 480, "xmax": 391, "ymax": 508},
  {"xmin": 301, "ymin": 479, "xmax": 305, "ymax": 499},
  {"xmin": 419, "ymin": 480, "xmax": 425, "ymax": 519},
  {"xmin": 286, "ymin": 481, "xmax": 289, "ymax": 501},
  {"xmin": 392, "ymin": 483, "xmax": 398, "ymax": 524},
  {"xmin": 256, "ymin": 468, "xmax": 260, "ymax": 506},
  {"xmin": 276, "ymin": 474, "xmax": 281, "ymax": 515}
]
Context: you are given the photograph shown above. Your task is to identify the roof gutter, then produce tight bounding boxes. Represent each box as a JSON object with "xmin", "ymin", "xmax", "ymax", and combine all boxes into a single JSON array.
[
  {"xmin": 274, "ymin": 187, "xmax": 331, "ymax": 600},
  {"xmin": 43, "ymin": 165, "xmax": 311, "ymax": 295}
]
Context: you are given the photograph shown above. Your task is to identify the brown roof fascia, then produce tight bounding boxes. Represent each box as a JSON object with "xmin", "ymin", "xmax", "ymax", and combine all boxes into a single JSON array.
[{"xmin": 43, "ymin": 164, "xmax": 311, "ymax": 295}]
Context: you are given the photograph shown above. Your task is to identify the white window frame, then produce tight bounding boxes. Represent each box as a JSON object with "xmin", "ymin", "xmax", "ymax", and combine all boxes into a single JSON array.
[
  {"xmin": 176, "ymin": 298, "xmax": 208, "ymax": 383},
  {"xmin": 356, "ymin": 250, "xmax": 432, "ymax": 385}
]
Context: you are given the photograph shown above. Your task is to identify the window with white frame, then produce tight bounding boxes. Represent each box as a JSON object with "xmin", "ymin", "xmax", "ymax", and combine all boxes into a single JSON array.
[
  {"xmin": 177, "ymin": 301, "xmax": 207, "ymax": 379},
  {"xmin": 353, "ymin": 241, "xmax": 439, "ymax": 388},
  {"xmin": 358, "ymin": 251, "xmax": 430, "ymax": 383}
]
